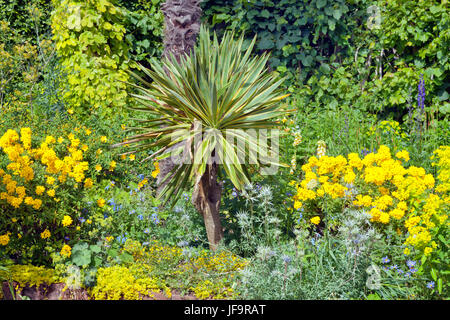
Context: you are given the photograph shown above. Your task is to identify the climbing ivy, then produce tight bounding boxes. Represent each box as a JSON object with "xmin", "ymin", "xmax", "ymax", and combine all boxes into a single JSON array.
[{"xmin": 51, "ymin": 0, "xmax": 130, "ymax": 117}]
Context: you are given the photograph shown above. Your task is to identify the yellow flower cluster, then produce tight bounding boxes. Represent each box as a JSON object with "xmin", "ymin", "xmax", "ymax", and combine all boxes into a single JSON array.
[
  {"xmin": 0, "ymin": 233, "xmax": 10, "ymax": 245},
  {"xmin": 60, "ymin": 244, "xmax": 72, "ymax": 258},
  {"xmin": 0, "ymin": 264, "xmax": 60, "ymax": 289},
  {"xmin": 90, "ymin": 265, "xmax": 161, "ymax": 300},
  {"xmin": 0, "ymin": 128, "xmax": 94, "ymax": 211},
  {"xmin": 292, "ymin": 145, "xmax": 449, "ymax": 255},
  {"xmin": 62, "ymin": 215, "xmax": 73, "ymax": 227},
  {"xmin": 151, "ymin": 162, "xmax": 160, "ymax": 178}
]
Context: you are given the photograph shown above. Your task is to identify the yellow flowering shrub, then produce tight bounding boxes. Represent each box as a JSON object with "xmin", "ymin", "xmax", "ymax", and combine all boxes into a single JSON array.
[
  {"xmin": 292, "ymin": 145, "xmax": 449, "ymax": 257},
  {"xmin": 0, "ymin": 264, "xmax": 60, "ymax": 291},
  {"xmin": 90, "ymin": 265, "xmax": 161, "ymax": 300},
  {"xmin": 109, "ymin": 239, "xmax": 248, "ymax": 300},
  {"xmin": 0, "ymin": 127, "xmax": 99, "ymax": 263}
]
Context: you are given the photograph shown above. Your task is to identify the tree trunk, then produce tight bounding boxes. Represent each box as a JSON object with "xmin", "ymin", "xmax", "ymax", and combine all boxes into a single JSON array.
[
  {"xmin": 157, "ymin": 0, "xmax": 202, "ymax": 196},
  {"xmin": 191, "ymin": 163, "xmax": 224, "ymax": 251}
]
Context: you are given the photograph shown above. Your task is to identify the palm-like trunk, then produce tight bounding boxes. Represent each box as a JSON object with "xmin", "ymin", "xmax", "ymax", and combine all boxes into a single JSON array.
[
  {"xmin": 191, "ymin": 163, "xmax": 224, "ymax": 251},
  {"xmin": 159, "ymin": 0, "xmax": 224, "ymax": 251},
  {"xmin": 158, "ymin": 0, "xmax": 202, "ymax": 195}
]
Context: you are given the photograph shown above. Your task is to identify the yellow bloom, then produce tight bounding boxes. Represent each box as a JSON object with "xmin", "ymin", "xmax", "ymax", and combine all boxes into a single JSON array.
[
  {"xmin": 46, "ymin": 176, "xmax": 56, "ymax": 185},
  {"xmin": 424, "ymin": 247, "xmax": 433, "ymax": 256},
  {"xmin": 395, "ymin": 150, "xmax": 410, "ymax": 162},
  {"xmin": 62, "ymin": 215, "xmax": 73, "ymax": 227},
  {"xmin": 151, "ymin": 162, "xmax": 160, "ymax": 178},
  {"xmin": 47, "ymin": 189, "xmax": 56, "ymax": 197},
  {"xmin": 95, "ymin": 164, "xmax": 102, "ymax": 172},
  {"xmin": 0, "ymin": 234, "xmax": 10, "ymax": 246},
  {"xmin": 97, "ymin": 198, "xmax": 106, "ymax": 207},
  {"xmin": 129, "ymin": 154, "xmax": 135, "ymax": 161},
  {"xmin": 310, "ymin": 216, "xmax": 321, "ymax": 225},
  {"xmin": 67, "ymin": 109, "xmax": 74, "ymax": 114},
  {"xmin": 40, "ymin": 229, "xmax": 51, "ymax": 239},
  {"xmin": 32, "ymin": 199, "xmax": 42, "ymax": 210},
  {"xmin": 60, "ymin": 244, "xmax": 72, "ymax": 258},
  {"xmin": 100, "ymin": 136, "xmax": 107, "ymax": 143},
  {"xmin": 85, "ymin": 129, "xmax": 92, "ymax": 136},
  {"xmin": 84, "ymin": 178, "xmax": 93, "ymax": 188}
]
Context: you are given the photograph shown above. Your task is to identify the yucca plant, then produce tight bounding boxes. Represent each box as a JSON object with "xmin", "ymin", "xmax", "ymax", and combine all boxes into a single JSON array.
[{"xmin": 118, "ymin": 26, "xmax": 290, "ymax": 250}]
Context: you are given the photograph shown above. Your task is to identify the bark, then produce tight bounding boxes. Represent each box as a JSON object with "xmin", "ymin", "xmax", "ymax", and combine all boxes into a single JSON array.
[
  {"xmin": 191, "ymin": 163, "xmax": 224, "ymax": 251},
  {"xmin": 157, "ymin": 0, "xmax": 202, "ymax": 196}
]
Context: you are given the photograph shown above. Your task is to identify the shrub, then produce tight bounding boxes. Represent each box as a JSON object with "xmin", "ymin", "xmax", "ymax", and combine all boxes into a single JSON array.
[{"xmin": 50, "ymin": 0, "xmax": 130, "ymax": 117}]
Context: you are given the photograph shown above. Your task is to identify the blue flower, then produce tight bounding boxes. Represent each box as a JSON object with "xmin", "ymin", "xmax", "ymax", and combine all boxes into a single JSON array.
[
  {"xmin": 129, "ymin": 209, "xmax": 136, "ymax": 215},
  {"xmin": 282, "ymin": 255, "xmax": 292, "ymax": 264},
  {"xmin": 79, "ymin": 217, "xmax": 86, "ymax": 223},
  {"xmin": 117, "ymin": 235, "xmax": 127, "ymax": 244},
  {"xmin": 381, "ymin": 256, "xmax": 390, "ymax": 264},
  {"xmin": 151, "ymin": 213, "xmax": 160, "ymax": 224},
  {"xmin": 137, "ymin": 214, "xmax": 144, "ymax": 220},
  {"xmin": 426, "ymin": 281, "xmax": 435, "ymax": 289},
  {"xmin": 144, "ymin": 228, "xmax": 150, "ymax": 234},
  {"xmin": 406, "ymin": 260, "xmax": 416, "ymax": 268},
  {"xmin": 410, "ymin": 268, "xmax": 417, "ymax": 274}
]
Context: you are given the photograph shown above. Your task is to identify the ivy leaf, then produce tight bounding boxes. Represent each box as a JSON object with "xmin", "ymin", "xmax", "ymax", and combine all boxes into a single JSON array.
[
  {"xmin": 328, "ymin": 19, "xmax": 336, "ymax": 31},
  {"xmin": 333, "ymin": 9, "xmax": 342, "ymax": 20},
  {"xmin": 67, "ymin": 14, "xmax": 81, "ymax": 30},
  {"xmin": 257, "ymin": 37, "xmax": 275, "ymax": 50},
  {"xmin": 316, "ymin": 0, "xmax": 327, "ymax": 9},
  {"xmin": 261, "ymin": 10, "xmax": 271, "ymax": 18}
]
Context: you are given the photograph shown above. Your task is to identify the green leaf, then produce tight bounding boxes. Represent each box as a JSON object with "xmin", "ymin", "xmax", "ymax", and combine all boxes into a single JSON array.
[
  {"xmin": 257, "ymin": 37, "xmax": 275, "ymax": 50},
  {"xmin": 90, "ymin": 245, "xmax": 101, "ymax": 253},
  {"xmin": 437, "ymin": 278, "xmax": 443, "ymax": 294},
  {"xmin": 316, "ymin": 0, "xmax": 327, "ymax": 9},
  {"xmin": 328, "ymin": 19, "xmax": 336, "ymax": 31},
  {"xmin": 430, "ymin": 269, "xmax": 437, "ymax": 281},
  {"xmin": 261, "ymin": 10, "xmax": 270, "ymax": 18},
  {"xmin": 72, "ymin": 250, "xmax": 91, "ymax": 267}
]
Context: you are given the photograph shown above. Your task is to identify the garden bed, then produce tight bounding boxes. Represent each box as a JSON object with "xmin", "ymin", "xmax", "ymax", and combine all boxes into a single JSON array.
[{"xmin": 1, "ymin": 281, "xmax": 200, "ymax": 300}]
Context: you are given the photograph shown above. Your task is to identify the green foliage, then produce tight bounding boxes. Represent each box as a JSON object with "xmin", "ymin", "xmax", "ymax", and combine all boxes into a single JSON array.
[
  {"xmin": 50, "ymin": 0, "xmax": 130, "ymax": 117},
  {"xmin": 0, "ymin": 0, "xmax": 52, "ymax": 43},
  {"xmin": 122, "ymin": 0, "xmax": 164, "ymax": 65},
  {"xmin": 202, "ymin": 0, "xmax": 367, "ymax": 75}
]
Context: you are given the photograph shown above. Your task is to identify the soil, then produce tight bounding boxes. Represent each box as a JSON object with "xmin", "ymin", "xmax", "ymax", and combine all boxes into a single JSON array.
[{"xmin": 1, "ymin": 281, "xmax": 200, "ymax": 300}]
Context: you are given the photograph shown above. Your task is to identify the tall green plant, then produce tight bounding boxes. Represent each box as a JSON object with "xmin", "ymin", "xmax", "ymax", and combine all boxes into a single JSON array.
[{"xmin": 118, "ymin": 26, "xmax": 290, "ymax": 250}]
